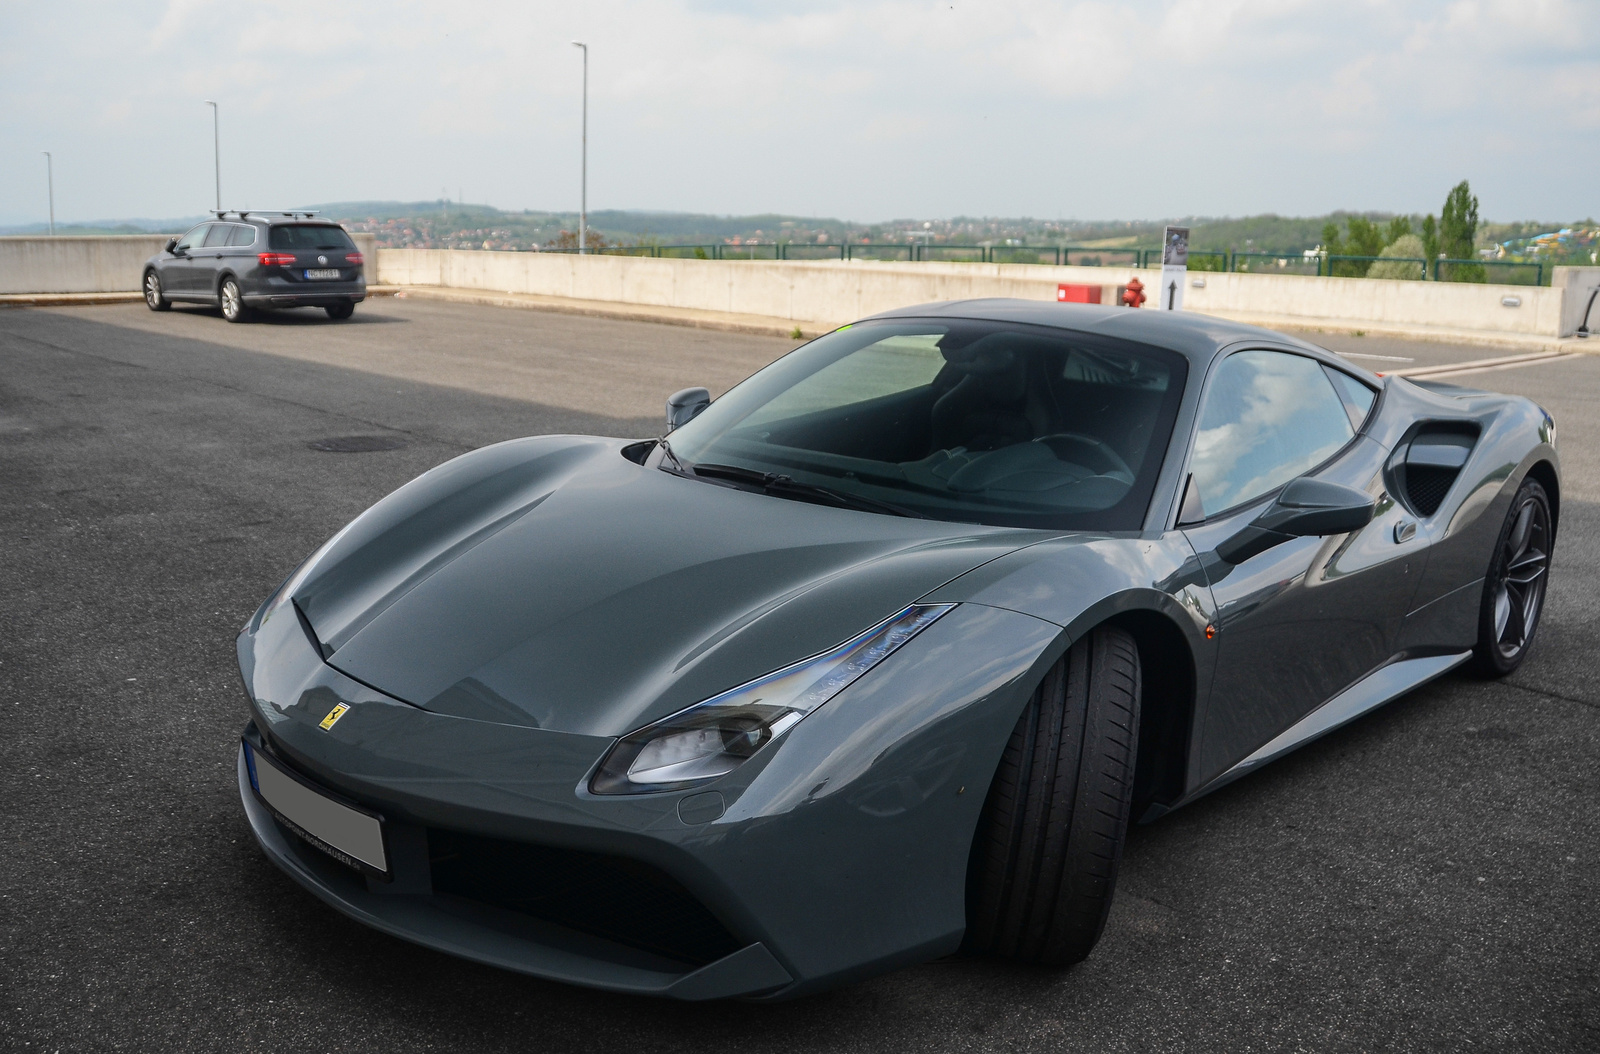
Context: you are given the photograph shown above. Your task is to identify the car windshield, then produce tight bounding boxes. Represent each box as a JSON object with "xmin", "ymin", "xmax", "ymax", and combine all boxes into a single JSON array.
[
  {"xmin": 269, "ymin": 225, "xmax": 355, "ymax": 251},
  {"xmin": 662, "ymin": 318, "xmax": 1188, "ymax": 530}
]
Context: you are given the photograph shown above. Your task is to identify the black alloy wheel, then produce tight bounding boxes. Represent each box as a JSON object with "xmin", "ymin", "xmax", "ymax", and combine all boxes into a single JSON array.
[
  {"xmin": 220, "ymin": 277, "xmax": 247, "ymax": 323},
  {"xmin": 324, "ymin": 302, "xmax": 355, "ymax": 320},
  {"xmin": 1472, "ymin": 477, "xmax": 1552, "ymax": 677},
  {"xmin": 144, "ymin": 270, "xmax": 170, "ymax": 311}
]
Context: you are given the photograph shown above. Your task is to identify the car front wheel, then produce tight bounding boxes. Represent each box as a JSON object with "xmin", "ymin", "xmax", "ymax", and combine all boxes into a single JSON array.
[
  {"xmin": 144, "ymin": 270, "xmax": 170, "ymax": 311},
  {"xmin": 966, "ymin": 624, "xmax": 1141, "ymax": 966},
  {"xmin": 220, "ymin": 277, "xmax": 247, "ymax": 323}
]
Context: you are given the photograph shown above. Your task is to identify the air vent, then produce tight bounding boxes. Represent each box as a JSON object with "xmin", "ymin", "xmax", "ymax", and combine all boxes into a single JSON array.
[
  {"xmin": 428, "ymin": 828, "xmax": 742, "ymax": 967},
  {"xmin": 1388, "ymin": 424, "xmax": 1478, "ymax": 518}
]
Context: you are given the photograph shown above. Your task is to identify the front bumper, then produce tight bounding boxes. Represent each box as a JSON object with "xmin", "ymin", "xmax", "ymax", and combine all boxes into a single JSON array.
[{"xmin": 236, "ymin": 596, "xmax": 1058, "ymax": 998}]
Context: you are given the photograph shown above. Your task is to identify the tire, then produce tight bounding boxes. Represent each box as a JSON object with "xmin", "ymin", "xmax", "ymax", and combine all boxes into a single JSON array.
[
  {"xmin": 1470, "ymin": 477, "xmax": 1553, "ymax": 677},
  {"xmin": 143, "ymin": 270, "xmax": 170, "ymax": 311},
  {"xmin": 219, "ymin": 277, "xmax": 248, "ymax": 323},
  {"xmin": 324, "ymin": 302, "xmax": 355, "ymax": 320},
  {"xmin": 966, "ymin": 625, "xmax": 1141, "ymax": 966}
]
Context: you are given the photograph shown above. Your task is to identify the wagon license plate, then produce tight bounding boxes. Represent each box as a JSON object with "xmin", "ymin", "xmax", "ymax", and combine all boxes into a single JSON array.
[
  {"xmin": 303, "ymin": 268, "xmax": 341, "ymax": 280},
  {"xmin": 243, "ymin": 739, "xmax": 388, "ymax": 876}
]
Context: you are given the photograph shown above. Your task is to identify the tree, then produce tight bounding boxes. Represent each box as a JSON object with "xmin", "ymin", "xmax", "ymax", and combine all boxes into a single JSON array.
[
  {"xmin": 1367, "ymin": 234, "xmax": 1427, "ymax": 280},
  {"xmin": 1385, "ymin": 216, "xmax": 1413, "ymax": 244},
  {"xmin": 1421, "ymin": 214, "xmax": 1439, "ymax": 261},
  {"xmin": 1439, "ymin": 181, "xmax": 1484, "ymax": 281},
  {"xmin": 1345, "ymin": 216, "xmax": 1387, "ymax": 258}
]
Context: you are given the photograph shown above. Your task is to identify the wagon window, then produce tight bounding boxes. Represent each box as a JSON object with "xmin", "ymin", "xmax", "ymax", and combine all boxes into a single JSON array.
[
  {"xmin": 1190, "ymin": 350, "xmax": 1355, "ymax": 516},
  {"xmin": 175, "ymin": 224, "xmax": 210, "ymax": 252}
]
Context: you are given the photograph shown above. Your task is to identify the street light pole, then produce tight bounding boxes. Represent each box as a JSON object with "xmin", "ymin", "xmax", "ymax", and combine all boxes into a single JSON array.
[
  {"xmin": 42, "ymin": 152, "xmax": 54, "ymax": 236},
  {"xmin": 204, "ymin": 100, "xmax": 220, "ymax": 211},
  {"xmin": 571, "ymin": 41, "xmax": 587, "ymax": 254}
]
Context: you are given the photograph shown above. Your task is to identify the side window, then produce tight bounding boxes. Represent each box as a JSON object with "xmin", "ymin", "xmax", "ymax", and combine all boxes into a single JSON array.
[
  {"xmin": 175, "ymin": 224, "xmax": 210, "ymax": 251},
  {"xmin": 1323, "ymin": 365, "xmax": 1377, "ymax": 430},
  {"xmin": 1189, "ymin": 350, "xmax": 1355, "ymax": 516},
  {"xmin": 227, "ymin": 224, "xmax": 257, "ymax": 247},
  {"xmin": 202, "ymin": 223, "xmax": 233, "ymax": 248}
]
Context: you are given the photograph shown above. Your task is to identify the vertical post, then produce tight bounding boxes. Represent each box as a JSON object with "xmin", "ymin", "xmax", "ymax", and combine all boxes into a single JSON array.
[
  {"xmin": 204, "ymin": 101, "xmax": 219, "ymax": 211},
  {"xmin": 42, "ymin": 152, "xmax": 54, "ymax": 235},
  {"xmin": 571, "ymin": 42, "xmax": 588, "ymax": 253}
]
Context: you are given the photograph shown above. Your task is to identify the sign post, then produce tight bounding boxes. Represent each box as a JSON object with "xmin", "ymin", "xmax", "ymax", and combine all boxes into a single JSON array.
[{"xmin": 1161, "ymin": 225, "xmax": 1189, "ymax": 311}]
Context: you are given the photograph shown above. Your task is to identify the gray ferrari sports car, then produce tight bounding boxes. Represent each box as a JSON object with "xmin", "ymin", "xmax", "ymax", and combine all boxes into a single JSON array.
[{"xmin": 236, "ymin": 299, "xmax": 1559, "ymax": 1000}]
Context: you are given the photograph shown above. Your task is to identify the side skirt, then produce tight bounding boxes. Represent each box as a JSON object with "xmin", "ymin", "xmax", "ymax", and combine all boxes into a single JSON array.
[{"xmin": 1173, "ymin": 650, "xmax": 1471, "ymax": 810}]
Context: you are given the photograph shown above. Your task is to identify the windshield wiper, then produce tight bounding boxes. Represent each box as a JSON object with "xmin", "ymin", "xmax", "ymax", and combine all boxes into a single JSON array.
[
  {"xmin": 657, "ymin": 438, "xmax": 692, "ymax": 476},
  {"xmin": 692, "ymin": 463, "xmax": 924, "ymax": 518}
]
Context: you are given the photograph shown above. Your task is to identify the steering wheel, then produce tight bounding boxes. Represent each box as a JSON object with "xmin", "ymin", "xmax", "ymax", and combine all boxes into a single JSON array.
[{"xmin": 1034, "ymin": 433, "xmax": 1136, "ymax": 482}]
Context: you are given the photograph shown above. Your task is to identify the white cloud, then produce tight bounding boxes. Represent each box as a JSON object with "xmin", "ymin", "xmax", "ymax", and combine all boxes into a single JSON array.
[{"xmin": 0, "ymin": 0, "xmax": 1594, "ymax": 224}]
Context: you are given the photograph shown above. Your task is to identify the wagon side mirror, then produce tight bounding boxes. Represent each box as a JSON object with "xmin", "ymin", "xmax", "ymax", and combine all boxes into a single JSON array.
[
  {"xmin": 165, "ymin": 238, "xmax": 179, "ymax": 253},
  {"xmin": 1215, "ymin": 477, "xmax": 1375, "ymax": 565},
  {"xmin": 666, "ymin": 387, "xmax": 711, "ymax": 431}
]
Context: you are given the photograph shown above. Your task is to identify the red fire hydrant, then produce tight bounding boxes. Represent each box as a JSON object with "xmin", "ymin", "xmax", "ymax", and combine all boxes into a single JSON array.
[{"xmin": 1121, "ymin": 276, "xmax": 1146, "ymax": 308}]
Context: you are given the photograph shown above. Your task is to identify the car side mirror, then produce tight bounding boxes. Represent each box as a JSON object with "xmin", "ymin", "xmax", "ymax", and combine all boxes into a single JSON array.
[
  {"xmin": 165, "ymin": 238, "xmax": 179, "ymax": 253},
  {"xmin": 1215, "ymin": 477, "xmax": 1375, "ymax": 565},
  {"xmin": 666, "ymin": 387, "xmax": 711, "ymax": 431}
]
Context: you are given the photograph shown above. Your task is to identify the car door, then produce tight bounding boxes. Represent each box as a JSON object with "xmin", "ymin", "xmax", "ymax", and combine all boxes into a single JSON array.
[
  {"xmin": 1179, "ymin": 348, "xmax": 1426, "ymax": 782},
  {"xmin": 165, "ymin": 223, "xmax": 211, "ymax": 294},
  {"xmin": 195, "ymin": 221, "xmax": 237, "ymax": 299}
]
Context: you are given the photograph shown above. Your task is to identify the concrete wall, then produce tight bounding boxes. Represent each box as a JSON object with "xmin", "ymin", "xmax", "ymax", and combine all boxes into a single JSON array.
[
  {"xmin": 1554, "ymin": 267, "xmax": 1600, "ymax": 337},
  {"xmin": 0, "ymin": 232, "xmax": 379, "ymax": 295},
  {"xmin": 0, "ymin": 235, "xmax": 175, "ymax": 294},
  {"xmin": 375, "ymin": 249, "xmax": 1569, "ymax": 339}
]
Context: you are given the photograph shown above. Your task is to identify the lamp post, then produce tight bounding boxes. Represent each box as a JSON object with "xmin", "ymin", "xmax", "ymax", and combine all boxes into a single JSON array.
[
  {"xmin": 42, "ymin": 152, "xmax": 54, "ymax": 235},
  {"xmin": 204, "ymin": 100, "xmax": 220, "ymax": 211},
  {"xmin": 571, "ymin": 41, "xmax": 587, "ymax": 254}
]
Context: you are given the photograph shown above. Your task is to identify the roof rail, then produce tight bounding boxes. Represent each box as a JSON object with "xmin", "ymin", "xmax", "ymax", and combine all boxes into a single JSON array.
[{"xmin": 208, "ymin": 209, "xmax": 320, "ymax": 219}]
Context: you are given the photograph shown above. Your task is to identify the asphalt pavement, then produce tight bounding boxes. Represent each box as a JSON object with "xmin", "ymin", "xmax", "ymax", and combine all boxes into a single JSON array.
[{"xmin": 2, "ymin": 299, "xmax": 1597, "ymax": 1052}]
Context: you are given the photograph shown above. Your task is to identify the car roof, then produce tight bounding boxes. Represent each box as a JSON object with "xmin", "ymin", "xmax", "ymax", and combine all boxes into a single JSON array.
[{"xmin": 864, "ymin": 297, "xmax": 1333, "ymax": 369}]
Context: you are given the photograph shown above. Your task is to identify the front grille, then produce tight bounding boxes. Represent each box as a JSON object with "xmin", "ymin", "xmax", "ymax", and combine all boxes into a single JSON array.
[
  {"xmin": 428, "ymin": 828, "xmax": 742, "ymax": 967},
  {"xmin": 1405, "ymin": 465, "xmax": 1458, "ymax": 517}
]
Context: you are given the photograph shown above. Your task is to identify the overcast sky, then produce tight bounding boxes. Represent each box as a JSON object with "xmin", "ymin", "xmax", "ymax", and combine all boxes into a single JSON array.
[{"xmin": 2, "ymin": 1, "xmax": 1596, "ymax": 226}]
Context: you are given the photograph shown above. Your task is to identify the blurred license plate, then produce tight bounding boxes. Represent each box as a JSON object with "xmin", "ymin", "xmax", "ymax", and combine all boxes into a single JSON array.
[
  {"xmin": 244, "ymin": 739, "xmax": 387, "ymax": 875},
  {"xmin": 304, "ymin": 268, "xmax": 341, "ymax": 280}
]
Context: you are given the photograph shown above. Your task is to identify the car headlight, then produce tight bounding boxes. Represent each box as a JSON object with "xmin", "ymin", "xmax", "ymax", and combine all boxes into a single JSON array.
[{"xmin": 590, "ymin": 603, "xmax": 954, "ymax": 795}]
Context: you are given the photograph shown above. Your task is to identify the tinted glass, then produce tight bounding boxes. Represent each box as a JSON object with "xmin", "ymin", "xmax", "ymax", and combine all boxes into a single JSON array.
[
  {"xmin": 1191, "ymin": 350, "xmax": 1355, "ymax": 516},
  {"xmin": 201, "ymin": 224, "xmax": 233, "ymax": 247},
  {"xmin": 269, "ymin": 224, "xmax": 355, "ymax": 251},
  {"xmin": 663, "ymin": 319, "xmax": 1187, "ymax": 530},
  {"xmin": 175, "ymin": 224, "xmax": 210, "ymax": 251},
  {"xmin": 227, "ymin": 224, "xmax": 257, "ymax": 247},
  {"xmin": 1324, "ymin": 365, "xmax": 1377, "ymax": 429}
]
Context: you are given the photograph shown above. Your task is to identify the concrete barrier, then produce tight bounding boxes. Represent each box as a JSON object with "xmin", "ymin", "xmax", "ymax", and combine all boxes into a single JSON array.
[
  {"xmin": 0, "ymin": 232, "xmax": 380, "ymax": 295},
  {"xmin": 374, "ymin": 248, "xmax": 1574, "ymax": 343},
  {"xmin": 1554, "ymin": 267, "xmax": 1600, "ymax": 337},
  {"xmin": 0, "ymin": 235, "xmax": 1584, "ymax": 346}
]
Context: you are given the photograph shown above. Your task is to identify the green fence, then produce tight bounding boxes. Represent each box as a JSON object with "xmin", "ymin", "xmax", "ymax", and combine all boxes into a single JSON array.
[{"xmin": 538, "ymin": 243, "xmax": 1547, "ymax": 284}]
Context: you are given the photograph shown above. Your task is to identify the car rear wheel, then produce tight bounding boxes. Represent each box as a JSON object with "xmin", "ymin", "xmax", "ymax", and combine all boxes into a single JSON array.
[
  {"xmin": 966, "ymin": 625, "xmax": 1141, "ymax": 966},
  {"xmin": 143, "ymin": 270, "xmax": 170, "ymax": 311},
  {"xmin": 324, "ymin": 302, "xmax": 355, "ymax": 320},
  {"xmin": 220, "ymin": 277, "xmax": 248, "ymax": 323},
  {"xmin": 1470, "ymin": 477, "xmax": 1552, "ymax": 677}
]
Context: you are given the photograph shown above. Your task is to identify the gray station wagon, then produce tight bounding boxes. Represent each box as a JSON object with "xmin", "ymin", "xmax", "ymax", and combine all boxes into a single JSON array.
[{"xmin": 142, "ymin": 211, "xmax": 366, "ymax": 322}]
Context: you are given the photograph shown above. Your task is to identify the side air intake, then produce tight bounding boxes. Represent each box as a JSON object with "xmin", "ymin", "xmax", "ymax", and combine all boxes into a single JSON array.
[{"xmin": 1387, "ymin": 424, "xmax": 1479, "ymax": 518}]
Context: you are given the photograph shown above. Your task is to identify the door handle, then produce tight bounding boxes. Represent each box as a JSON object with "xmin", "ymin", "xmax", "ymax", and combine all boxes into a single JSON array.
[{"xmin": 1393, "ymin": 520, "xmax": 1417, "ymax": 544}]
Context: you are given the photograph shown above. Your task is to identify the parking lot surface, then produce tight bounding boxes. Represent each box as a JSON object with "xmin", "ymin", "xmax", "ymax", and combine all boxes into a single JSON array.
[{"xmin": 2, "ymin": 299, "xmax": 1597, "ymax": 1052}]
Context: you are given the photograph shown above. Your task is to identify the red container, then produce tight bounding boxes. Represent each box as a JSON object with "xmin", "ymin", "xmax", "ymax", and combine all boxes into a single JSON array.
[{"xmin": 1056, "ymin": 283, "xmax": 1101, "ymax": 304}]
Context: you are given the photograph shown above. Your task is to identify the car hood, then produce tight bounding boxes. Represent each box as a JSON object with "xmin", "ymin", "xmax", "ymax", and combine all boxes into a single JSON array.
[{"xmin": 290, "ymin": 437, "xmax": 1040, "ymax": 737}]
